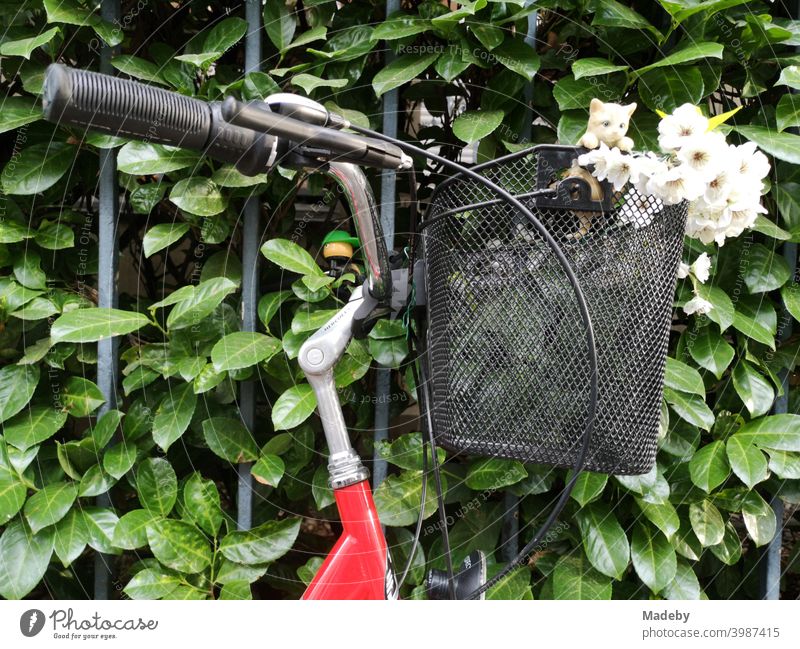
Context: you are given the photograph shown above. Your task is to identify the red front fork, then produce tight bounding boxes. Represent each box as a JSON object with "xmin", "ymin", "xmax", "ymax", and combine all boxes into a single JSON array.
[{"xmin": 303, "ymin": 480, "xmax": 397, "ymax": 600}]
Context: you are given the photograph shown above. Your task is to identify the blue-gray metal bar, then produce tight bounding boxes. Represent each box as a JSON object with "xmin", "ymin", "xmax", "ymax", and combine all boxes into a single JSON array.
[
  {"xmin": 501, "ymin": 5, "xmax": 538, "ymax": 563},
  {"xmin": 372, "ymin": 0, "xmax": 401, "ymax": 490},
  {"xmin": 237, "ymin": 0, "xmax": 262, "ymax": 531},
  {"xmin": 94, "ymin": 0, "xmax": 120, "ymax": 600}
]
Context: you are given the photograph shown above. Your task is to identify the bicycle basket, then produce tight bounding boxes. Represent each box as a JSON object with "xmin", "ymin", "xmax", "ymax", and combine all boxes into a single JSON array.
[{"xmin": 422, "ymin": 145, "xmax": 687, "ymax": 475}]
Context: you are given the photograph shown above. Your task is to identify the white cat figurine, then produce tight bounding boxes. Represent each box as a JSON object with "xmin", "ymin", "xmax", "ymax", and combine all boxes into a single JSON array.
[{"xmin": 578, "ymin": 99, "xmax": 636, "ymax": 152}]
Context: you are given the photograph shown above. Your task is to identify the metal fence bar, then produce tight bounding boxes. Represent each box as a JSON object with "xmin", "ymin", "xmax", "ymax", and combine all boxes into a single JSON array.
[
  {"xmin": 93, "ymin": 0, "xmax": 121, "ymax": 601},
  {"xmin": 372, "ymin": 0, "xmax": 401, "ymax": 491},
  {"xmin": 237, "ymin": 0, "xmax": 262, "ymax": 532},
  {"xmin": 500, "ymin": 5, "xmax": 538, "ymax": 563}
]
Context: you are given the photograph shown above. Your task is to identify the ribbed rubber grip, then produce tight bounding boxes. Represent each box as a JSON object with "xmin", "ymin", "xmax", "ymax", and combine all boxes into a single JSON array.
[{"xmin": 43, "ymin": 63, "xmax": 210, "ymax": 149}]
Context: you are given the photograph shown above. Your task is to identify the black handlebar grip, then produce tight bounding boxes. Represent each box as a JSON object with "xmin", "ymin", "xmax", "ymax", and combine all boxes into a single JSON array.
[
  {"xmin": 42, "ymin": 64, "xmax": 278, "ymax": 176},
  {"xmin": 43, "ymin": 63, "xmax": 210, "ymax": 150}
]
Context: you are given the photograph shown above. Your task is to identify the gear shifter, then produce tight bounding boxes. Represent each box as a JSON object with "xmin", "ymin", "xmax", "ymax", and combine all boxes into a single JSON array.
[{"xmin": 426, "ymin": 550, "xmax": 487, "ymax": 600}]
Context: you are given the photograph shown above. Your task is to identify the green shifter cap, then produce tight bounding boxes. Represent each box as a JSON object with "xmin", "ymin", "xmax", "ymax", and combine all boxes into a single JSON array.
[{"xmin": 322, "ymin": 230, "xmax": 360, "ymax": 248}]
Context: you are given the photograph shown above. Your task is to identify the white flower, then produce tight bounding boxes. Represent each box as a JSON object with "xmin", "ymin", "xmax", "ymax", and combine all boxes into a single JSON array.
[
  {"xmin": 729, "ymin": 141, "xmax": 770, "ymax": 182},
  {"xmin": 658, "ymin": 104, "xmax": 709, "ymax": 152},
  {"xmin": 703, "ymin": 162, "xmax": 735, "ymax": 206},
  {"xmin": 577, "ymin": 141, "xmax": 613, "ymax": 176},
  {"xmin": 686, "ymin": 200, "xmax": 732, "ymax": 246},
  {"xmin": 676, "ymin": 131, "xmax": 727, "ymax": 181},
  {"xmin": 646, "ymin": 164, "xmax": 705, "ymax": 204},
  {"xmin": 690, "ymin": 253, "xmax": 711, "ymax": 283},
  {"xmin": 683, "ymin": 294, "xmax": 714, "ymax": 315},
  {"xmin": 677, "ymin": 262, "xmax": 690, "ymax": 279}
]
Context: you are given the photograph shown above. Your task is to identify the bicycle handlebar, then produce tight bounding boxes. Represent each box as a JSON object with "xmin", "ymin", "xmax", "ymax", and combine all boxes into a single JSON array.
[{"xmin": 42, "ymin": 64, "xmax": 278, "ymax": 176}]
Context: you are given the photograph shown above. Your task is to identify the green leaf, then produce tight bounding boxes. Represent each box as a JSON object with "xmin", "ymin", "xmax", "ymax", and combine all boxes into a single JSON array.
[
  {"xmin": 553, "ymin": 74, "xmax": 619, "ymax": 111},
  {"xmin": 91, "ymin": 409, "xmax": 124, "ymax": 448},
  {"xmin": 734, "ymin": 126, "xmax": 800, "ymax": 165},
  {"xmin": 741, "ymin": 491, "xmax": 776, "ymax": 547},
  {"xmin": 372, "ymin": 53, "xmax": 440, "ymax": 97},
  {"xmin": 3, "ymin": 406, "xmax": 68, "ymax": 451},
  {"xmin": 375, "ymin": 433, "xmax": 446, "ymax": 472},
  {"xmin": 465, "ymin": 458, "xmax": 527, "ymax": 490},
  {"xmin": 709, "ymin": 522, "xmax": 742, "ymax": 566},
  {"xmin": 117, "ymin": 142, "xmax": 200, "ymax": 175},
  {"xmin": 258, "ymin": 290, "xmax": 293, "ymax": 331},
  {"xmin": 292, "ymin": 74, "xmax": 348, "ymax": 94},
  {"xmin": 725, "ymin": 436, "xmax": 769, "ymax": 489},
  {"xmin": 570, "ymin": 472, "xmax": 608, "ymax": 507},
  {"xmin": 0, "ymin": 519, "xmax": 54, "ymax": 599},
  {"xmin": 630, "ymin": 523, "xmax": 677, "ymax": 593},
  {"xmin": 592, "ymin": 0, "xmax": 661, "ymax": 38},
  {"xmin": 731, "ymin": 361, "xmax": 774, "ymax": 418},
  {"xmin": 743, "ymin": 243, "xmax": 791, "ymax": 293},
  {"xmin": 485, "ymin": 566, "xmax": 531, "ymax": 600},
  {"xmin": 252, "ymin": 454, "xmax": 285, "ymax": 488},
  {"xmin": 368, "ymin": 336, "xmax": 408, "ymax": 367},
  {"xmin": 285, "ymin": 25, "xmax": 327, "ymax": 51},
  {"xmin": 52, "ymin": 508, "xmax": 88, "ymax": 567},
  {"xmin": 782, "ymin": 282, "xmax": 800, "ymax": 323},
  {"xmin": 664, "ymin": 388, "xmax": 715, "ymax": 430},
  {"xmin": 123, "ymin": 568, "xmax": 181, "ymax": 600},
  {"xmin": 0, "ymin": 96, "xmax": 40, "ymax": 134},
  {"xmin": 143, "ymin": 223, "xmax": 190, "ymax": 258},
  {"xmin": 211, "ymin": 332, "xmax": 281, "ymax": 372},
  {"xmin": 51, "ymin": 307, "xmax": 150, "ymax": 343},
  {"xmin": 0, "ymin": 365, "xmax": 39, "ymax": 424},
  {"xmin": 62, "ymin": 376, "xmax": 105, "ymax": 417},
  {"xmin": 686, "ymin": 326, "xmax": 734, "ymax": 379},
  {"xmin": 112, "ymin": 509, "xmax": 157, "ymax": 550},
  {"xmin": 1, "ymin": 142, "xmax": 73, "ymax": 195},
  {"xmin": 452, "ymin": 110, "xmax": 504, "ymax": 143},
  {"xmin": 35, "ymin": 220, "xmax": 74, "ymax": 250},
  {"xmin": 260, "ymin": 238, "xmax": 322, "ymax": 276},
  {"xmin": 83, "ymin": 506, "xmax": 120, "ymax": 554},
  {"xmin": 111, "ymin": 55, "xmax": 165, "ymax": 84},
  {"xmin": 662, "ymin": 559, "xmax": 701, "ymax": 600},
  {"xmin": 146, "ymin": 519, "xmax": 212, "ymax": 574},
  {"xmin": 182, "ymin": 472, "xmax": 223, "ymax": 537},
  {"xmin": 694, "ymin": 284, "xmax": 734, "ymax": 332},
  {"xmin": 204, "ymin": 16, "xmax": 247, "ymax": 53},
  {"xmin": 658, "ymin": 0, "xmax": 751, "ymax": 23},
  {"xmin": 572, "ymin": 58, "xmax": 628, "ymax": 80},
  {"xmin": 134, "ymin": 457, "xmax": 178, "ymax": 517},
  {"xmin": 43, "ymin": 0, "xmax": 122, "ymax": 46},
  {"xmin": 0, "ymin": 26, "xmax": 59, "ymax": 58},
  {"xmin": 152, "ymin": 383, "xmax": 197, "ymax": 452},
  {"xmin": 169, "ymin": 178, "xmax": 226, "ymax": 217},
  {"xmin": 732, "ymin": 297, "xmax": 777, "ymax": 349},
  {"xmin": 576, "ymin": 503, "xmax": 630, "ymax": 580},
  {"xmin": 167, "ymin": 278, "xmax": 238, "ymax": 330},
  {"xmin": 103, "ymin": 442, "xmax": 138, "ymax": 480},
  {"xmin": 491, "ymin": 36, "xmax": 540, "ymax": 81},
  {"xmin": 311, "ymin": 465, "xmax": 334, "ymax": 510},
  {"xmin": 24, "ymin": 481, "xmax": 77, "ymax": 533},
  {"xmin": 435, "ymin": 45, "xmax": 471, "ymax": 82},
  {"xmin": 201, "ymin": 417, "xmax": 259, "ymax": 463},
  {"xmin": 639, "ymin": 68, "xmax": 704, "ymax": 114},
  {"xmin": 374, "ymin": 470, "xmax": 440, "ymax": 527},
  {"xmin": 688, "ymin": 441, "xmax": 730, "ymax": 492},
  {"xmin": 271, "ymin": 384, "xmax": 317, "ymax": 431},
  {"xmin": 776, "ymin": 64, "xmax": 800, "ymax": 90},
  {"xmin": 373, "ymin": 13, "xmax": 431, "ymax": 41},
  {"xmin": 291, "ymin": 308, "xmax": 339, "ymax": 334},
  {"xmin": 635, "ymin": 42, "xmax": 723, "ymax": 76},
  {"xmin": 689, "ymin": 500, "xmax": 725, "ymax": 547},
  {"xmin": 0, "ymin": 476, "xmax": 27, "ymax": 525},
  {"xmin": 664, "ymin": 357, "xmax": 705, "ymax": 396},
  {"xmin": 635, "ymin": 499, "xmax": 680, "ymax": 539},
  {"xmin": 220, "ymin": 518, "xmax": 301, "ymax": 565},
  {"xmin": 777, "ymin": 93, "xmax": 800, "ymax": 132},
  {"xmin": 264, "ymin": 1, "xmax": 295, "ymax": 51},
  {"xmin": 767, "ymin": 449, "xmax": 800, "ymax": 479},
  {"xmin": 552, "ymin": 553, "xmax": 612, "ymax": 600},
  {"xmin": 734, "ymin": 414, "xmax": 800, "ymax": 452},
  {"xmin": 78, "ymin": 465, "xmax": 117, "ymax": 498}
]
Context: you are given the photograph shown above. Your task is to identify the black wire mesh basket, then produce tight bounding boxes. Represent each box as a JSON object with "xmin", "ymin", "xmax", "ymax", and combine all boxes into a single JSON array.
[{"xmin": 422, "ymin": 145, "xmax": 688, "ymax": 475}]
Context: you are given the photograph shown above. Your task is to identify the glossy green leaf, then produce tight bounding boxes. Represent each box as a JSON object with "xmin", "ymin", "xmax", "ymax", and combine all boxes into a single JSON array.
[
  {"xmin": 258, "ymin": 290, "xmax": 293, "ymax": 331},
  {"xmin": 731, "ymin": 361, "xmax": 774, "ymax": 418},
  {"xmin": 43, "ymin": 0, "xmax": 122, "ymax": 46},
  {"xmin": 152, "ymin": 383, "xmax": 197, "ymax": 452},
  {"xmin": 0, "ymin": 96, "xmax": 40, "ymax": 133},
  {"xmin": 112, "ymin": 509, "xmax": 158, "ymax": 550},
  {"xmin": 689, "ymin": 500, "xmax": 725, "ymax": 546},
  {"xmin": 686, "ymin": 326, "xmax": 734, "ymax": 379},
  {"xmin": 1, "ymin": 142, "xmax": 73, "ymax": 195},
  {"xmin": 123, "ymin": 568, "xmax": 181, "ymax": 600},
  {"xmin": 372, "ymin": 53, "xmax": 439, "ymax": 97},
  {"xmin": 662, "ymin": 559, "xmax": 701, "ymax": 600},
  {"xmin": 271, "ymin": 384, "xmax": 317, "ymax": 431},
  {"xmin": 709, "ymin": 522, "xmax": 743, "ymax": 566},
  {"xmin": 664, "ymin": 357, "xmax": 705, "ymax": 396},
  {"xmin": 631, "ymin": 523, "xmax": 677, "ymax": 593},
  {"xmin": 0, "ymin": 476, "xmax": 27, "ymax": 525},
  {"xmin": 725, "ymin": 436, "xmax": 769, "ymax": 489},
  {"xmin": 465, "ymin": 458, "xmax": 527, "ymax": 490},
  {"xmin": 183, "ymin": 472, "xmax": 223, "ymax": 536},
  {"xmin": 576, "ymin": 503, "xmax": 630, "ymax": 580},
  {"xmin": 452, "ymin": 110, "xmax": 504, "ymax": 143},
  {"xmin": 492, "ymin": 36, "xmax": 540, "ymax": 81},
  {"xmin": 635, "ymin": 41, "xmax": 723, "ymax": 75},
  {"xmin": 742, "ymin": 244, "xmax": 791, "ymax": 293},
  {"xmin": 117, "ymin": 142, "xmax": 200, "ymax": 175},
  {"xmin": 3, "ymin": 406, "xmax": 68, "ymax": 451},
  {"xmin": 134, "ymin": 457, "xmax": 178, "ymax": 517},
  {"xmin": 374, "ymin": 470, "xmax": 441, "ymax": 527},
  {"xmin": 52, "ymin": 508, "xmax": 88, "ymax": 567},
  {"xmin": 146, "ymin": 519, "xmax": 212, "ymax": 574},
  {"xmin": 143, "ymin": 223, "xmax": 190, "ymax": 258},
  {"xmin": 91, "ymin": 409, "xmax": 124, "ymax": 448},
  {"xmin": 635, "ymin": 498, "xmax": 680, "ymax": 539},
  {"xmin": 167, "ymin": 278, "xmax": 238, "ymax": 330},
  {"xmin": 734, "ymin": 414, "xmax": 800, "ymax": 451},
  {"xmin": 251, "ymin": 454, "xmax": 285, "ymax": 488},
  {"xmin": 264, "ymin": 1, "xmax": 295, "ymax": 51},
  {"xmin": 62, "ymin": 377, "xmax": 105, "ymax": 417},
  {"xmin": 201, "ymin": 417, "xmax": 259, "ymax": 463},
  {"xmin": 211, "ymin": 332, "xmax": 281, "ymax": 372},
  {"xmin": 51, "ymin": 307, "xmax": 151, "ymax": 343},
  {"xmin": 734, "ymin": 126, "xmax": 800, "ymax": 165},
  {"xmin": 204, "ymin": 16, "xmax": 247, "ymax": 53},
  {"xmin": 570, "ymin": 472, "xmax": 608, "ymax": 507},
  {"xmin": 292, "ymin": 74, "xmax": 348, "ymax": 94},
  {"xmin": 741, "ymin": 491, "xmax": 777, "ymax": 547},
  {"xmin": 552, "ymin": 553, "xmax": 612, "ymax": 600},
  {"xmin": 777, "ymin": 93, "xmax": 800, "ymax": 132},
  {"xmin": 664, "ymin": 388, "xmax": 714, "ymax": 430},
  {"xmin": 0, "ymin": 365, "xmax": 39, "ymax": 424},
  {"xmin": 103, "ymin": 442, "xmax": 138, "ymax": 479},
  {"xmin": 169, "ymin": 178, "xmax": 227, "ymax": 216},
  {"xmin": 219, "ymin": 518, "xmax": 301, "ymax": 565},
  {"xmin": 260, "ymin": 238, "xmax": 322, "ymax": 276},
  {"xmin": 688, "ymin": 441, "xmax": 730, "ymax": 492},
  {"xmin": 572, "ymin": 58, "xmax": 628, "ymax": 79},
  {"xmin": 0, "ymin": 519, "xmax": 54, "ymax": 599}
]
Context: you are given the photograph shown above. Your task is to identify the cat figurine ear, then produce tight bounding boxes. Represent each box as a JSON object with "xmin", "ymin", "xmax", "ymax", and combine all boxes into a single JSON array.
[{"xmin": 578, "ymin": 99, "xmax": 636, "ymax": 152}]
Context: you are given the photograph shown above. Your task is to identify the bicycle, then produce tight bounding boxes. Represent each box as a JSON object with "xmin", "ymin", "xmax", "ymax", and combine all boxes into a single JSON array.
[{"xmin": 42, "ymin": 63, "xmax": 685, "ymax": 600}]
